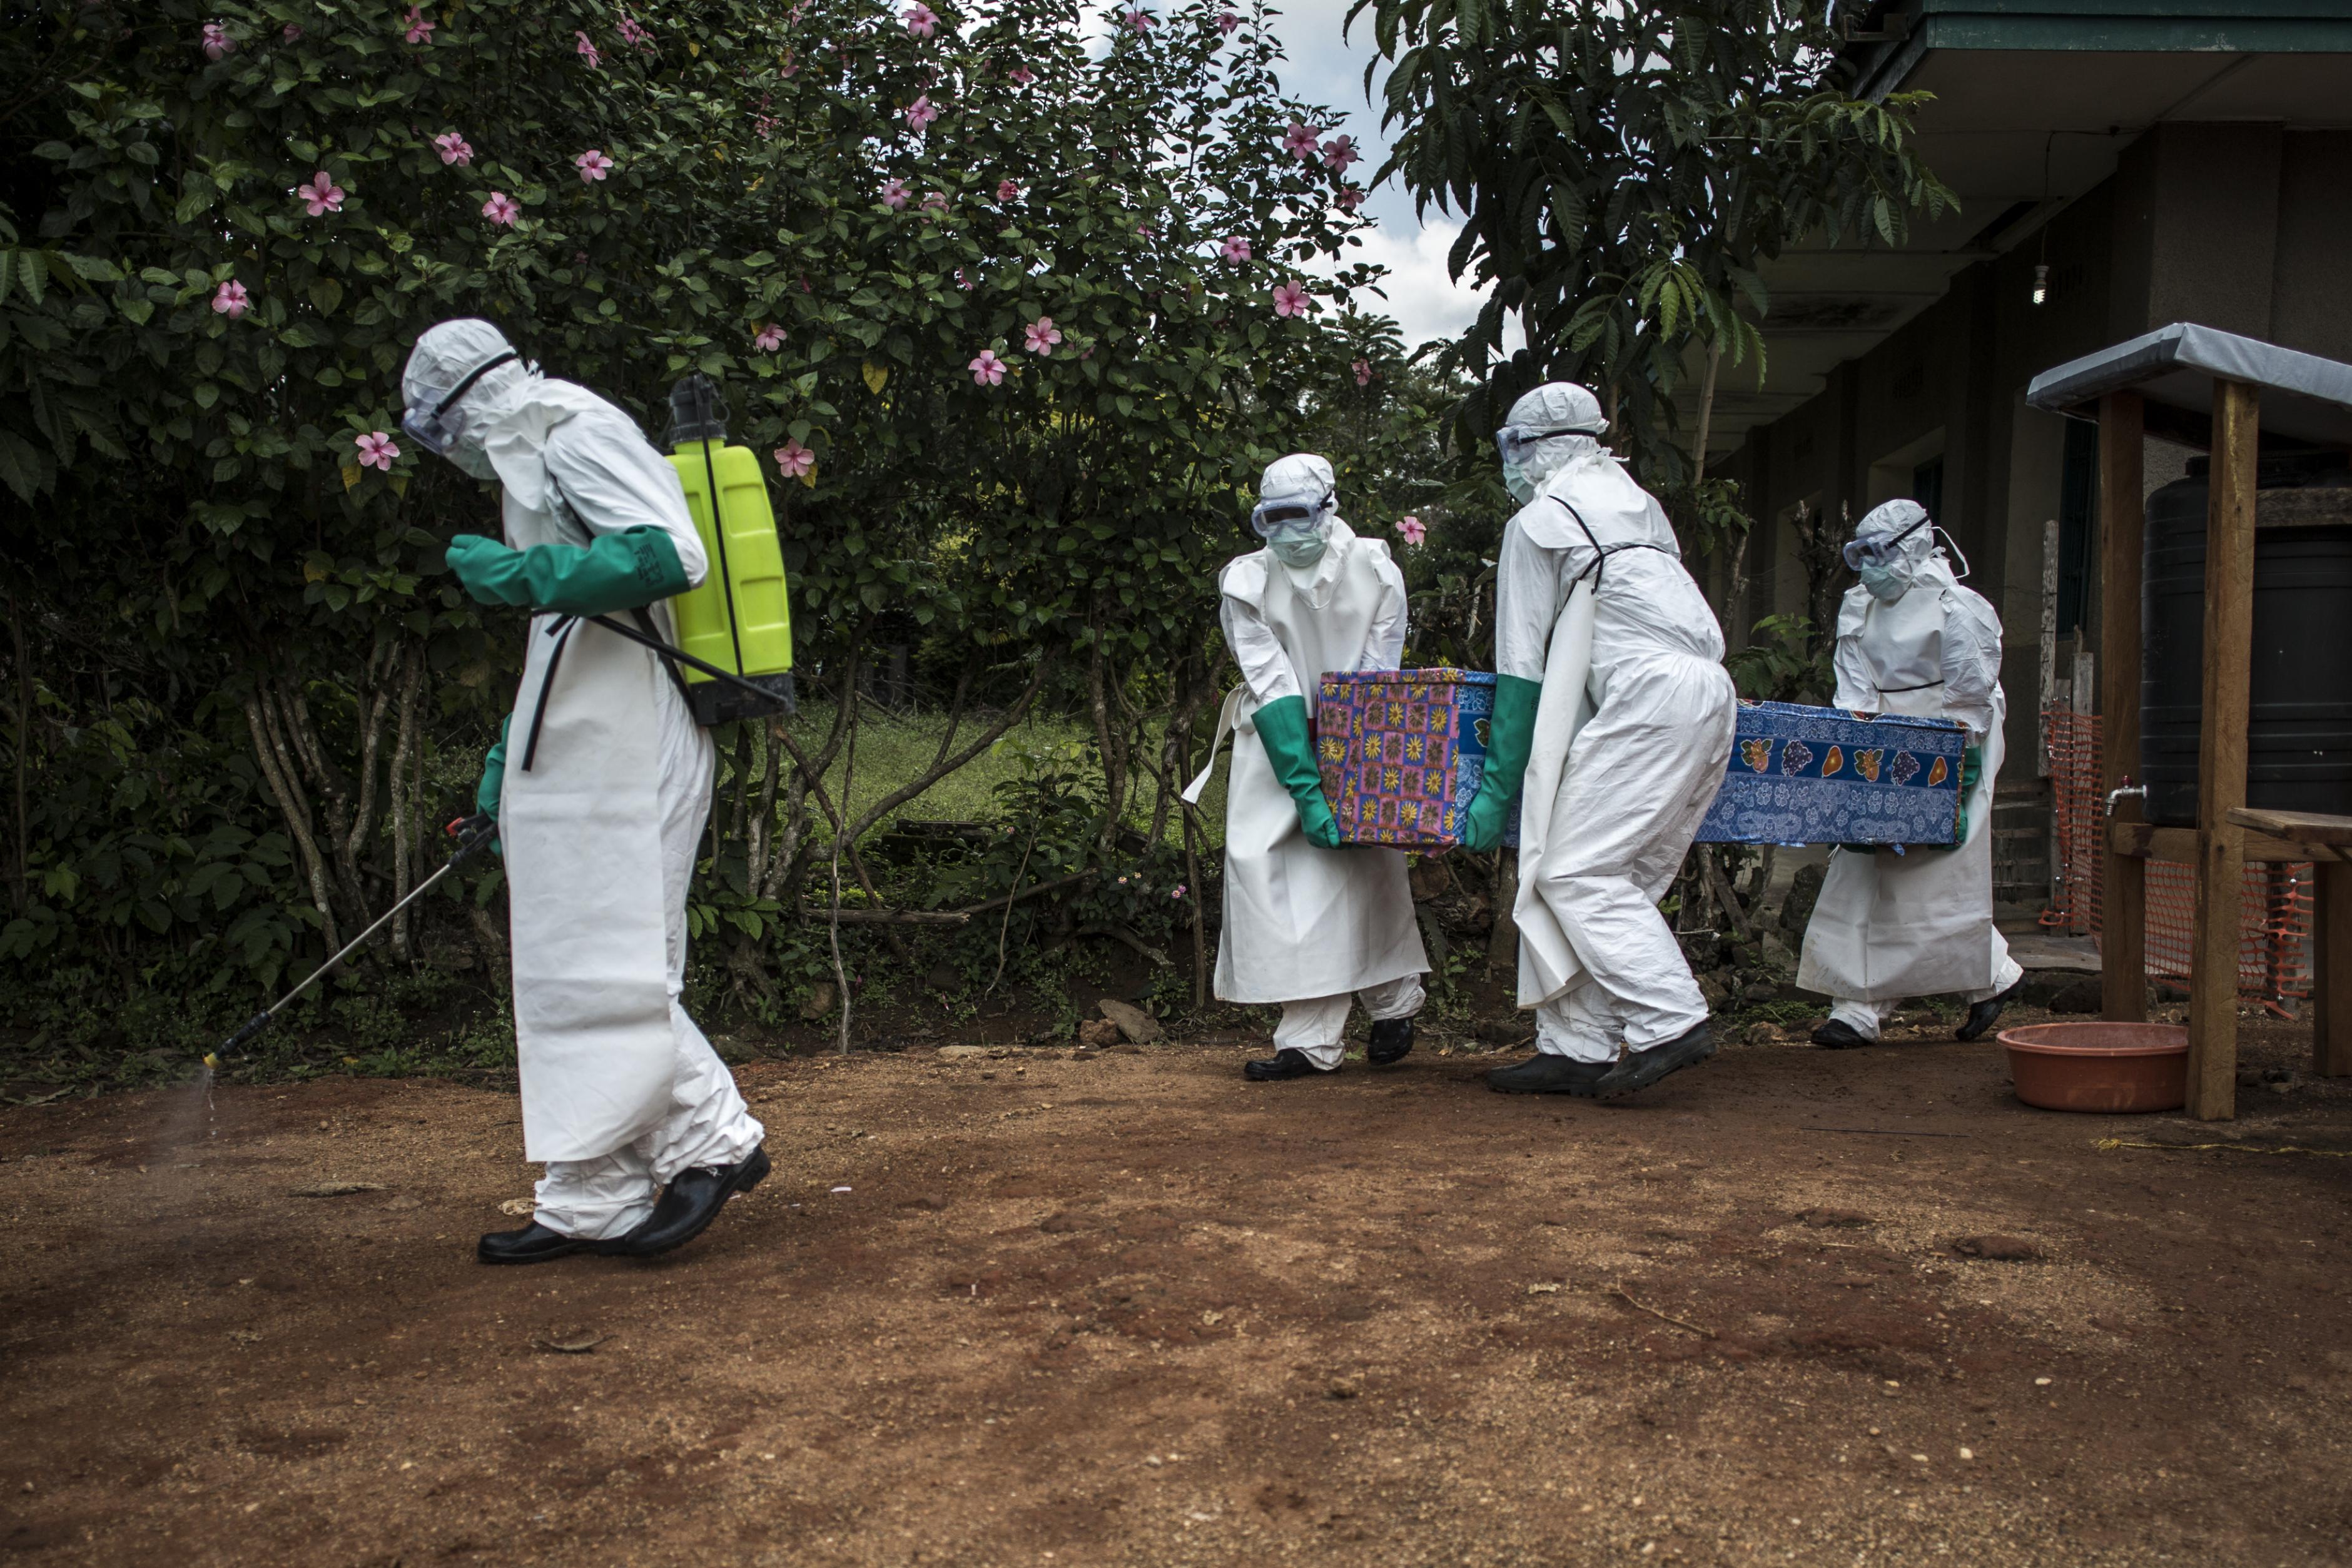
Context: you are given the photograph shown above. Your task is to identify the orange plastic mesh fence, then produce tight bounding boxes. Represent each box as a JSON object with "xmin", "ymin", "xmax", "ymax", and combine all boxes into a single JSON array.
[{"xmin": 2040, "ymin": 706, "xmax": 2312, "ymax": 1009}]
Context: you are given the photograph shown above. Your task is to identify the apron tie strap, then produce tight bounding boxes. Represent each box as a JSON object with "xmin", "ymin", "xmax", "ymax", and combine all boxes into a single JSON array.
[{"xmin": 1180, "ymin": 686, "xmax": 1251, "ymax": 806}]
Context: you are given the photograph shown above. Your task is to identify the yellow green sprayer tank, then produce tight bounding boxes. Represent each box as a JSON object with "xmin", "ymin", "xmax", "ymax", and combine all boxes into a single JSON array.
[{"xmin": 664, "ymin": 373, "xmax": 795, "ymax": 724}]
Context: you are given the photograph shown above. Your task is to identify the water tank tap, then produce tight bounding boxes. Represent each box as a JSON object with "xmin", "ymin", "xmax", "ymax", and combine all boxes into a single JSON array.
[{"xmin": 2104, "ymin": 781, "xmax": 2146, "ymax": 817}]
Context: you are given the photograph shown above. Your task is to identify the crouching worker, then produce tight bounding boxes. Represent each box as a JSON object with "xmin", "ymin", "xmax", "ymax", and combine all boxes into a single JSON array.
[
  {"xmin": 400, "ymin": 319, "xmax": 768, "ymax": 1264},
  {"xmin": 1182, "ymin": 454, "xmax": 1429, "ymax": 1081},
  {"xmin": 1457, "ymin": 384, "xmax": 1736, "ymax": 1098},
  {"xmin": 1800, "ymin": 500, "xmax": 2023, "ymax": 1046}
]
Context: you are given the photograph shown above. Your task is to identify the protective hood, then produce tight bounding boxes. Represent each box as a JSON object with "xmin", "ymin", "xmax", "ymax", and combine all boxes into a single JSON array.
[
  {"xmin": 401, "ymin": 319, "xmax": 608, "ymax": 512},
  {"xmin": 1499, "ymin": 382, "xmax": 1611, "ymax": 503},
  {"xmin": 1253, "ymin": 452, "xmax": 1337, "ymax": 567},
  {"xmin": 1850, "ymin": 498, "xmax": 1946, "ymax": 602}
]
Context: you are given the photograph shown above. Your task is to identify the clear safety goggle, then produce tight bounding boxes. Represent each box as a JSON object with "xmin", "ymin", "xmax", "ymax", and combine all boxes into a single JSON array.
[
  {"xmin": 1493, "ymin": 422, "xmax": 1601, "ymax": 466},
  {"xmin": 1842, "ymin": 512, "xmax": 1931, "ymax": 571},
  {"xmin": 1249, "ymin": 495, "xmax": 1327, "ymax": 539},
  {"xmin": 400, "ymin": 350, "xmax": 519, "ymax": 456}
]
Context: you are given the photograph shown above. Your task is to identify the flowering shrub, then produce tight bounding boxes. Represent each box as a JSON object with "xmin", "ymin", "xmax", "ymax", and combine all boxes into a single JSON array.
[{"xmin": 0, "ymin": 0, "xmax": 1382, "ymax": 1017}]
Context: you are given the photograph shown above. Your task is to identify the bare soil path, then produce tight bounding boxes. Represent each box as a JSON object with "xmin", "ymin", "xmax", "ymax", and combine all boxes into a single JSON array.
[{"xmin": 4, "ymin": 1013, "xmax": 2350, "ymax": 1566}]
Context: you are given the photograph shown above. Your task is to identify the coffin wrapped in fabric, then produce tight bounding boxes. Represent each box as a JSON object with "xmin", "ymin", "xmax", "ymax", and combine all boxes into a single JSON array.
[
  {"xmin": 1315, "ymin": 669, "xmax": 1515, "ymax": 847},
  {"xmin": 1694, "ymin": 699, "xmax": 1965, "ymax": 846}
]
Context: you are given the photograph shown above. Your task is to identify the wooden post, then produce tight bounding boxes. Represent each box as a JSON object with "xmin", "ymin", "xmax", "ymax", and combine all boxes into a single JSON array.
[
  {"xmin": 2315, "ymin": 859, "xmax": 2352, "ymax": 1078},
  {"xmin": 2097, "ymin": 392, "xmax": 2147, "ymax": 1022},
  {"xmin": 2185, "ymin": 378, "xmax": 2260, "ymax": 1120},
  {"xmin": 2038, "ymin": 518, "xmax": 2060, "ymax": 779}
]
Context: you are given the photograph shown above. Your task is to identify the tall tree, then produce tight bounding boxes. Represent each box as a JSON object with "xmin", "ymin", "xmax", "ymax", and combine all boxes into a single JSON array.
[{"xmin": 1346, "ymin": 0, "xmax": 1954, "ymax": 487}]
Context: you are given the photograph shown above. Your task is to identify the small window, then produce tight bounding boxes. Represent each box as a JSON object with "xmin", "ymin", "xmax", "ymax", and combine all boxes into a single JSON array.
[{"xmin": 1911, "ymin": 456, "xmax": 1944, "ymax": 524}]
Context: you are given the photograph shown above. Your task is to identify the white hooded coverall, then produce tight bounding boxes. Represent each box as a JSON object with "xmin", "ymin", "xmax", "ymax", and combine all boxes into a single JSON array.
[
  {"xmin": 1499, "ymin": 441, "xmax": 1736, "ymax": 1062},
  {"xmin": 1193, "ymin": 515, "xmax": 1427, "ymax": 1066},
  {"xmin": 1797, "ymin": 502, "xmax": 2023, "ymax": 1038},
  {"xmin": 406, "ymin": 322, "xmax": 764, "ymax": 1240}
]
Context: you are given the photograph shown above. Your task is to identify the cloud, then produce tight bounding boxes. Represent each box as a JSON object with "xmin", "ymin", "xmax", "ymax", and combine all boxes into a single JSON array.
[{"xmin": 1304, "ymin": 216, "xmax": 1496, "ymax": 354}]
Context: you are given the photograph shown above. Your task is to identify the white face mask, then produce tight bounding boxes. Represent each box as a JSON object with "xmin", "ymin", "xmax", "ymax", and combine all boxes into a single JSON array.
[
  {"xmin": 1858, "ymin": 562, "xmax": 1911, "ymax": 603},
  {"xmin": 1269, "ymin": 529, "xmax": 1328, "ymax": 570},
  {"xmin": 1503, "ymin": 451, "xmax": 1534, "ymax": 504},
  {"xmin": 448, "ymin": 440, "xmax": 498, "ymax": 482}
]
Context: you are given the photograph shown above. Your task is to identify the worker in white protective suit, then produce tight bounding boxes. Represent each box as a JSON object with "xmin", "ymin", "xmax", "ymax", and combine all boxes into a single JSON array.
[
  {"xmin": 1799, "ymin": 499, "xmax": 2024, "ymax": 1046},
  {"xmin": 400, "ymin": 319, "xmax": 768, "ymax": 1264},
  {"xmin": 1456, "ymin": 383, "xmax": 1736, "ymax": 1098},
  {"xmin": 1180, "ymin": 454, "xmax": 1429, "ymax": 1080}
]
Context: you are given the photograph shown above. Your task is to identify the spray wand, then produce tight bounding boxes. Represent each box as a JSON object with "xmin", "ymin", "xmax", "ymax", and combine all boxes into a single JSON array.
[{"xmin": 205, "ymin": 813, "xmax": 499, "ymax": 1068}]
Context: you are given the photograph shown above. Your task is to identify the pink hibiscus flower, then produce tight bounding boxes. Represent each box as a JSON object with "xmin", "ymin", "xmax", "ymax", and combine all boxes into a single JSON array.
[
  {"xmin": 881, "ymin": 178, "xmax": 910, "ymax": 210},
  {"xmin": 354, "ymin": 432, "xmax": 401, "ymax": 472},
  {"xmin": 1125, "ymin": 8, "xmax": 1155, "ymax": 29},
  {"xmin": 211, "ymin": 279, "xmax": 250, "ymax": 319},
  {"xmin": 403, "ymin": 6, "xmax": 435, "ymax": 44},
  {"xmin": 481, "ymin": 191, "xmax": 520, "ymax": 226},
  {"xmin": 968, "ymin": 349, "xmax": 1007, "ymax": 387},
  {"xmin": 297, "ymin": 171, "xmax": 345, "ymax": 216},
  {"xmin": 1396, "ymin": 516, "xmax": 1427, "ymax": 546},
  {"xmin": 433, "ymin": 131, "xmax": 473, "ymax": 166},
  {"xmin": 997, "ymin": 178, "xmax": 1021, "ymax": 201},
  {"xmin": 1008, "ymin": 64, "xmax": 1035, "ymax": 86},
  {"xmin": 1337, "ymin": 188, "xmax": 1364, "ymax": 213},
  {"xmin": 903, "ymin": 94, "xmax": 938, "ymax": 132},
  {"xmin": 575, "ymin": 29, "xmax": 601, "ymax": 65},
  {"xmin": 201, "ymin": 21, "xmax": 235, "ymax": 59},
  {"xmin": 1282, "ymin": 121, "xmax": 1320, "ymax": 160},
  {"xmin": 1217, "ymin": 9, "xmax": 1240, "ymax": 31},
  {"xmin": 1271, "ymin": 281, "xmax": 1312, "ymax": 318},
  {"xmin": 1321, "ymin": 135, "xmax": 1359, "ymax": 173},
  {"xmin": 753, "ymin": 323, "xmax": 786, "ymax": 353},
  {"xmin": 903, "ymin": 3, "xmax": 937, "ymax": 37},
  {"xmin": 1220, "ymin": 235, "xmax": 1251, "ymax": 262},
  {"xmin": 618, "ymin": 13, "xmax": 652, "ymax": 47},
  {"xmin": 1352, "ymin": 358, "xmax": 1372, "ymax": 387},
  {"xmin": 773, "ymin": 440, "xmax": 815, "ymax": 478},
  {"xmin": 1023, "ymin": 316, "xmax": 1062, "ymax": 355},
  {"xmin": 281, "ymin": 23, "xmax": 303, "ymax": 41},
  {"xmin": 574, "ymin": 148, "xmax": 614, "ymax": 183}
]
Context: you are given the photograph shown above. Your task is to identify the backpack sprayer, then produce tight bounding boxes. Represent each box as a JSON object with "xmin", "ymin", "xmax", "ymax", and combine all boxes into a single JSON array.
[{"xmin": 663, "ymin": 373, "xmax": 796, "ymax": 722}]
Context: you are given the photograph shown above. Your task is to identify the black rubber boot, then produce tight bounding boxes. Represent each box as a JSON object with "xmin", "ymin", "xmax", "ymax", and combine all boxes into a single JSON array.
[
  {"xmin": 614, "ymin": 1145, "xmax": 771, "ymax": 1258},
  {"xmin": 1366, "ymin": 1017, "xmax": 1415, "ymax": 1066},
  {"xmin": 1955, "ymin": 979, "xmax": 2025, "ymax": 1042},
  {"xmin": 1244, "ymin": 1048, "xmax": 1339, "ymax": 1082},
  {"xmin": 1485, "ymin": 1053, "xmax": 1614, "ymax": 1096},
  {"xmin": 1596, "ymin": 1020, "xmax": 1717, "ymax": 1099},
  {"xmin": 1811, "ymin": 1018, "xmax": 1873, "ymax": 1050},
  {"xmin": 477, "ymin": 1221, "xmax": 632, "ymax": 1266}
]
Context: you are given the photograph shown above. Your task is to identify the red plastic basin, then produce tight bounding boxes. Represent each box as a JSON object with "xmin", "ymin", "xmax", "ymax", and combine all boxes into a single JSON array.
[{"xmin": 1997, "ymin": 1022, "xmax": 2189, "ymax": 1113}]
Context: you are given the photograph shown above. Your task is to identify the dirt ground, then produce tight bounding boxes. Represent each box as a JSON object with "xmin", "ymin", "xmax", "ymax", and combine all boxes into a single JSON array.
[{"xmin": 4, "ymin": 1006, "xmax": 2351, "ymax": 1567}]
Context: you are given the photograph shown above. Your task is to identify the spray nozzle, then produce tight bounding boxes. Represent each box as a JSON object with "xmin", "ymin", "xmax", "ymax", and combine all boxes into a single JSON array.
[{"xmin": 667, "ymin": 372, "xmax": 729, "ymax": 447}]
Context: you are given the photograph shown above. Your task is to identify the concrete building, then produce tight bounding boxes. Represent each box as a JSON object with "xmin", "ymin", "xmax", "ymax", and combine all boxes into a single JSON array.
[{"xmin": 1695, "ymin": 0, "xmax": 2352, "ymax": 919}]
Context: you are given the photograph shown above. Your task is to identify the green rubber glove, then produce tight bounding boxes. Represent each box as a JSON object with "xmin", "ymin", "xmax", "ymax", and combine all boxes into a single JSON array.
[
  {"xmin": 1948, "ymin": 744, "xmax": 1983, "ymax": 848},
  {"xmin": 475, "ymin": 715, "xmax": 509, "ymax": 857},
  {"xmin": 1458, "ymin": 672, "xmax": 1541, "ymax": 852},
  {"xmin": 1253, "ymin": 695, "xmax": 1342, "ymax": 849},
  {"xmin": 446, "ymin": 527, "xmax": 690, "ymax": 615}
]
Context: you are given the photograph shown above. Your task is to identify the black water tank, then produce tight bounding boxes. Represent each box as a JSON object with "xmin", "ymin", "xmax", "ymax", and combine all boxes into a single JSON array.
[{"xmin": 2141, "ymin": 454, "xmax": 2352, "ymax": 827}]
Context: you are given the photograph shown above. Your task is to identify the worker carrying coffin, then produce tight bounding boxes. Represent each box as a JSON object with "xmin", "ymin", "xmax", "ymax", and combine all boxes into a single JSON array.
[
  {"xmin": 400, "ymin": 319, "xmax": 773, "ymax": 1265},
  {"xmin": 1798, "ymin": 498, "xmax": 2024, "ymax": 1046},
  {"xmin": 1181, "ymin": 453, "xmax": 1429, "ymax": 1081},
  {"xmin": 1456, "ymin": 383, "xmax": 1736, "ymax": 1099}
]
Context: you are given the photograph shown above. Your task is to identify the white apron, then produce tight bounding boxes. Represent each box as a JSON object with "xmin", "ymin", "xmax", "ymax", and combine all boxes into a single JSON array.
[
  {"xmin": 498, "ymin": 483, "xmax": 699, "ymax": 1162},
  {"xmin": 1513, "ymin": 580, "xmax": 1599, "ymax": 1008},
  {"xmin": 1797, "ymin": 585, "xmax": 2005, "ymax": 1001},
  {"xmin": 1186, "ymin": 542, "xmax": 1426, "ymax": 1003}
]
